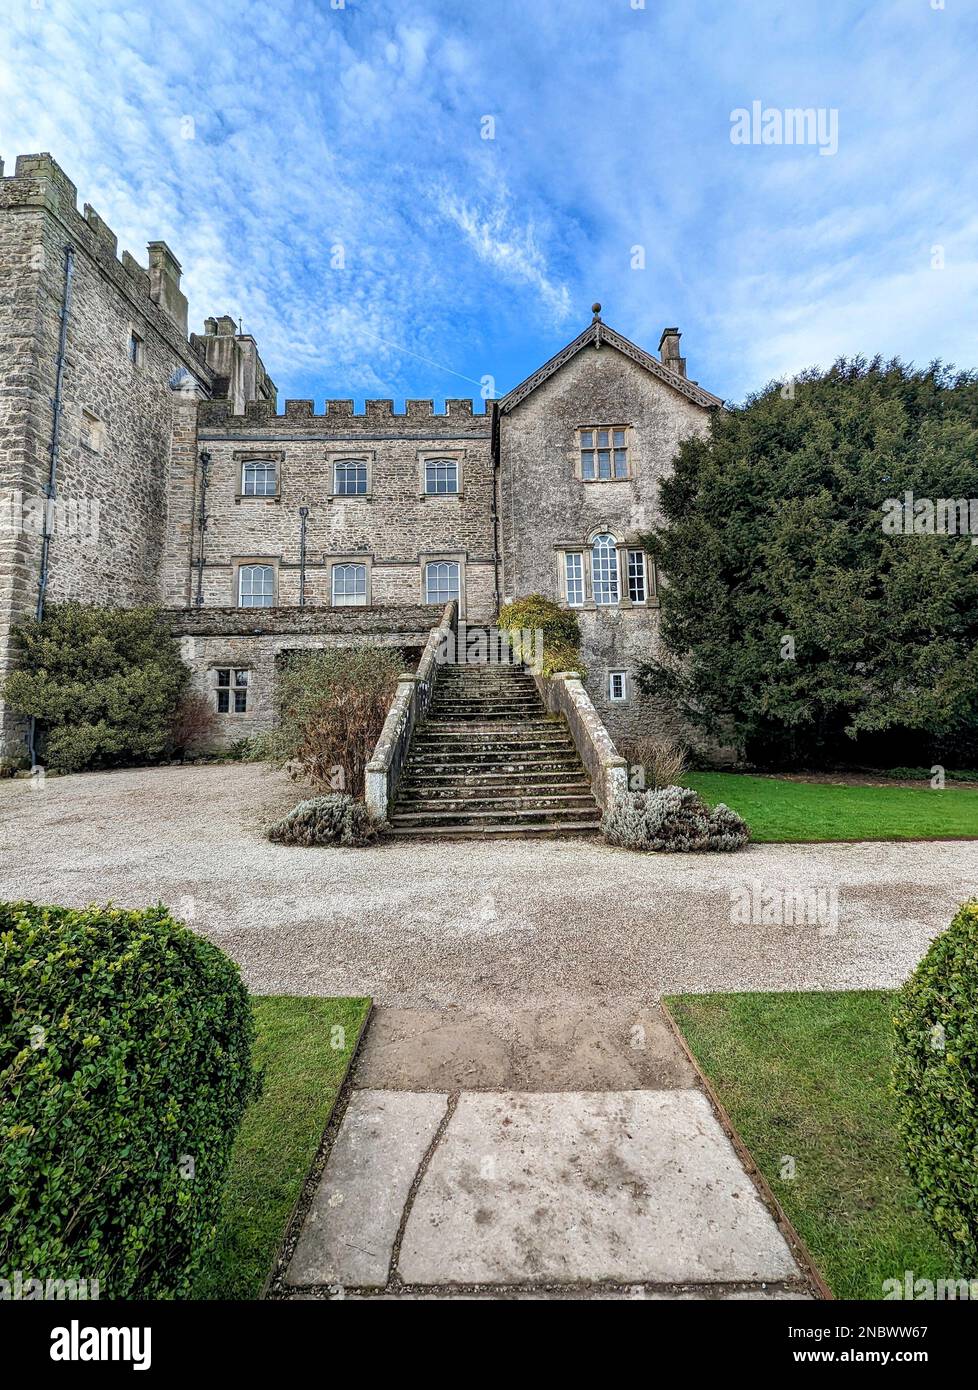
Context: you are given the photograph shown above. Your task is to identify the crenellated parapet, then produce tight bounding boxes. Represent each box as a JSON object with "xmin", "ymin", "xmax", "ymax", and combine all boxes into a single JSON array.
[{"xmin": 195, "ymin": 395, "xmax": 493, "ymax": 430}]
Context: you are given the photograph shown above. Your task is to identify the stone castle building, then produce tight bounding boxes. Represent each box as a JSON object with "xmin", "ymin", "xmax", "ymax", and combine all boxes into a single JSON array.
[{"xmin": 0, "ymin": 153, "xmax": 723, "ymax": 761}]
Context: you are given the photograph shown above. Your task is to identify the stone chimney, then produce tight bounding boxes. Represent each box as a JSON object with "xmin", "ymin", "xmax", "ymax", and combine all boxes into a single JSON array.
[
  {"xmin": 190, "ymin": 316, "xmax": 277, "ymax": 413},
  {"xmin": 658, "ymin": 327, "xmax": 686, "ymax": 378},
  {"xmin": 147, "ymin": 241, "xmax": 188, "ymax": 336}
]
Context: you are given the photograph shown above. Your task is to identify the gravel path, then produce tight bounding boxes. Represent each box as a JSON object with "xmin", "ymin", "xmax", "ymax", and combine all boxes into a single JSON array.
[{"xmin": 2, "ymin": 763, "xmax": 974, "ymax": 1007}]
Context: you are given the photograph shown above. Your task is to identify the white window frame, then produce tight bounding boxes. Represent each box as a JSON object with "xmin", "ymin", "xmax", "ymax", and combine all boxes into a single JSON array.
[
  {"xmin": 425, "ymin": 559, "xmax": 460, "ymax": 605},
  {"xmin": 579, "ymin": 425, "xmax": 629, "ymax": 482},
  {"xmin": 608, "ymin": 670, "xmax": 628, "ymax": 703},
  {"xmin": 564, "ymin": 551, "xmax": 585, "ymax": 607},
  {"xmin": 241, "ymin": 459, "xmax": 277, "ymax": 497},
  {"xmin": 331, "ymin": 561, "xmax": 368, "ymax": 606},
  {"xmin": 591, "ymin": 533, "xmax": 620, "ymax": 606},
  {"xmin": 423, "ymin": 457, "xmax": 459, "ymax": 496},
  {"xmin": 627, "ymin": 548, "xmax": 647, "ymax": 604},
  {"xmin": 237, "ymin": 563, "xmax": 275, "ymax": 608},
  {"xmin": 333, "ymin": 459, "xmax": 369, "ymax": 496}
]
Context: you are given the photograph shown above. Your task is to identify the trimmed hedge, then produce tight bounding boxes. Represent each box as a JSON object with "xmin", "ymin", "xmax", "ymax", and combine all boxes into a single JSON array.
[
  {"xmin": 497, "ymin": 594, "xmax": 586, "ymax": 678},
  {"xmin": 893, "ymin": 901, "xmax": 978, "ymax": 1269},
  {"xmin": 0, "ymin": 903, "xmax": 256, "ymax": 1298},
  {"xmin": 2, "ymin": 602, "xmax": 189, "ymax": 772}
]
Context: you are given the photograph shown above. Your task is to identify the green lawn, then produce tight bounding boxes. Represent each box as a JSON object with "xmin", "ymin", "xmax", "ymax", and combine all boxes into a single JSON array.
[
  {"xmin": 665, "ymin": 991, "xmax": 954, "ymax": 1300},
  {"xmin": 686, "ymin": 771, "xmax": 978, "ymax": 842},
  {"xmin": 193, "ymin": 994, "xmax": 371, "ymax": 1300}
]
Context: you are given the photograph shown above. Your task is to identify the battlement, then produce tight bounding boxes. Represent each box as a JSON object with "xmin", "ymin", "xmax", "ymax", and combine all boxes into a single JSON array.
[
  {"xmin": 0, "ymin": 152, "xmax": 205, "ymax": 375},
  {"xmin": 196, "ymin": 396, "xmax": 494, "ymax": 429}
]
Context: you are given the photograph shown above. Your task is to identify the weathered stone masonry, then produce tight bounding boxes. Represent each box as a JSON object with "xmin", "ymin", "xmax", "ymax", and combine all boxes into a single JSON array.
[{"xmin": 0, "ymin": 154, "xmax": 724, "ymax": 758}]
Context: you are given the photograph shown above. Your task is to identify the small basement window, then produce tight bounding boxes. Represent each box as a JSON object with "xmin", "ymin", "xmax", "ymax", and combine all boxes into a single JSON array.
[
  {"xmin": 215, "ymin": 668, "xmax": 249, "ymax": 714},
  {"xmin": 608, "ymin": 670, "xmax": 628, "ymax": 703}
]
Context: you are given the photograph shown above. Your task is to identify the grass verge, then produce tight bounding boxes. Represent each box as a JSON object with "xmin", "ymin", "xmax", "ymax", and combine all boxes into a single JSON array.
[
  {"xmin": 686, "ymin": 772, "xmax": 978, "ymax": 842},
  {"xmin": 665, "ymin": 990, "xmax": 954, "ymax": 1300},
  {"xmin": 193, "ymin": 994, "xmax": 371, "ymax": 1300}
]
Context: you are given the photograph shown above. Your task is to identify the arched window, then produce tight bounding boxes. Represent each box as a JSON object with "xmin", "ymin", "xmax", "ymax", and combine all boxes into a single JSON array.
[
  {"xmin": 238, "ymin": 564, "xmax": 275, "ymax": 608},
  {"xmin": 591, "ymin": 533, "xmax": 620, "ymax": 605},
  {"xmin": 334, "ymin": 459, "xmax": 368, "ymax": 495},
  {"xmin": 242, "ymin": 459, "xmax": 276, "ymax": 496},
  {"xmin": 425, "ymin": 561, "xmax": 460, "ymax": 605},
  {"xmin": 332, "ymin": 562, "xmax": 368, "ymax": 606}
]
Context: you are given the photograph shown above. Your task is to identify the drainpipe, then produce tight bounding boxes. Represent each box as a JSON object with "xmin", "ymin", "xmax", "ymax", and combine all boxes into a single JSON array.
[
  {"xmin": 298, "ymin": 506, "xmax": 309, "ymax": 606},
  {"xmin": 194, "ymin": 451, "xmax": 211, "ymax": 606},
  {"xmin": 28, "ymin": 243, "xmax": 74, "ymax": 768}
]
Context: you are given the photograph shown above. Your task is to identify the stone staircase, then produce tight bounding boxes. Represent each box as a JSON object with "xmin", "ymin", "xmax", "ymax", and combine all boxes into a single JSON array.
[{"xmin": 389, "ymin": 659, "xmax": 603, "ymax": 837}]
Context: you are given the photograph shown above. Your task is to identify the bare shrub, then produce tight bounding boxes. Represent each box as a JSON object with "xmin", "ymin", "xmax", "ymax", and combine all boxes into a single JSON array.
[
  {"xmin": 254, "ymin": 646, "xmax": 401, "ymax": 798},
  {"xmin": 623, "ymin": 734, "xmax": 688, "ymax": 789},
  {"xmin": 171, "ymin": 691, "xmax": 219, "ymax": 758}
]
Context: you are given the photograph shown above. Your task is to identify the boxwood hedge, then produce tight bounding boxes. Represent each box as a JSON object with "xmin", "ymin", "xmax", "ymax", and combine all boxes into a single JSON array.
[
  {"xmin": 893, "ymin": 900, "xmax": 978, "ymax": 1269},
  {"xmin": 0, "ymin": 902, "xmax": 256, "ymax": 1298}
]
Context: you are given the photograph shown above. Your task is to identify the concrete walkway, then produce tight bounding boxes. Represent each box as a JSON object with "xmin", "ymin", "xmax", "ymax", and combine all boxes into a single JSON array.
[
  {"xmin": 2, "ymin": 763, "xmax": 975, "ymax": 1007},
  {"xmin": 278, "ymin": 1006, "xmax": 814, "ymax": 1300}
]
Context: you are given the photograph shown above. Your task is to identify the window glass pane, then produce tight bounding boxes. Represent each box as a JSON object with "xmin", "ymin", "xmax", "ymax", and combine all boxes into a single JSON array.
[
  {"xmin": 609, "ymin": 672, "xmax": 626, "ymax": 701},
  {"xmin": 239, "ymin": 564, "xmax": 274, "ymax": 607},
  {"xmin": 217, "ymin": 689, "xmax": 230, "ymax": 713},
  {"xmin": 580, "ymin": 430, "xmax": 593, "ymax": 448},
  {"xmin": 627, "ymin": 549, "xmax": 647, "ymax": 603},
  {"xmin": 217, "ymin": 669, "xmax": 230, "ymax": 687},
  {"xmin": 335, "ymin": 460, "xmax": 367, "ymax": 495},
  {"xmin": 425, "ymin": 460, "xmax": 458, "ymax": 494},
  {"xmin": 597, "ymin": 429, "xmax": 609, "ymax": 447},
  {"xmin": 243, "ymin": 462, "xmax": 276, "ymax": 496},
  {"xmin": 614, "ymin": 449, "xmax": 628, "ymax": 478},
  {"xmin": 565, "ymin": 552, "xmax": 584, "ymax": 607},
  {"xmin": 234, "ymin": 689, "xmax": 248, "ymax": 713},
  {"xmin": 425, "ymin": 561, "xmax": 460, "ymax": 604},
  {"xmin": 333, "ymin": 563, "xmax": 368, "ymax": 606},
  {"xmin": 591, "ymin": 534, "xmax": 619, "ymax": 605},
  {"xmin": 234, "ymin": 670, "xmax": 249, "ymax": 687},
  {"xmin": 597, "ymin": 449, "xmax": 611, "ymax": 479},
  {"xmin": 613, "ymin": 429, "xmax": 626, "ymax": 447},
  {"xmin": 581, "ymin": 451, "xmax": 595, "ymax": 479}
]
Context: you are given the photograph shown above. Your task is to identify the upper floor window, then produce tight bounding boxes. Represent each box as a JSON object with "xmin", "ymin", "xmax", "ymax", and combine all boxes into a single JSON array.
[
  {"xmin": 242, "ymin": 459, "xmax": 277, "ymax": 496},
  {"xmin": 627, "ymin": 549, "xmax": 647, "ymax": 604},
  {"xmin": 128, "ymin": 330, "xmax": 144, "ymax": 366},
  {"xmin": 425, "ymin": 560, "xmax": 460, "ymax": 605},
  {"xmin": 564, "ymin": 552, "xmax": 585, "ymax": 608},
  {"xmin": 334, "ymin": 459, "xmax": 368, "ymax": 495},
  {"xmin": 424, "ymin": 458, "xmax": 459, "ymax": 495},
  {"xmin": 238, "ymin": 563, "xmax": 274, "ymax": 608},
  {"xmin": 591, "ymin": 533, "xmax": 620, "ymax": 605},
  {"xmin": 332, "ymin": 562, "xmax": 367, "ymax": 607},
  {"xmin": 579, "ymin": 426, "xmax": 628, "ymax": 481}
]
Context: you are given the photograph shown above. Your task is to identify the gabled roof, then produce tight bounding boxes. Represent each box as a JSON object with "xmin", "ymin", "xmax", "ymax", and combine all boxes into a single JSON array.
[{"xmin": 497, "ymin": 314, "xmax": 724, "ymax": 413}]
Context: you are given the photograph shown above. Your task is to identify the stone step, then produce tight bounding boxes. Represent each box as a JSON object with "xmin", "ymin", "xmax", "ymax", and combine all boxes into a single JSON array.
[
  {"xmin": 394, "ymin": 792, "xmax": 599, "ymax": 815},
  {"xmin": 387, "ymin": 819, "xmax": 601, "ymax": 838},
  {"xmin": 389, "ymin": 804, "xmax": 603, "ymax": 828},
  {"xmin": 405, "ymin": 760, "xmax": 586, "ymax": 777},
  {"xmin": 425, "ymin": 720, "xmax": 559, "ymax": 733},
  {"xmin": 402, "ymin": 769, "xmax": 591, "ymax": 787}
]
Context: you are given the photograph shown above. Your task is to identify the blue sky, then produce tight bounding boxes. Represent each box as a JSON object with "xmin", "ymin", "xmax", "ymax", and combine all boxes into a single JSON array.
[{"xmin": 2, "ymin": 0, "xmax": 977, "ymax": 406}]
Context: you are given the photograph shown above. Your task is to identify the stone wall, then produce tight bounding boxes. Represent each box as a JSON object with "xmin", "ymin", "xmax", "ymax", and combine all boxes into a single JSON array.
[
  {"xmin": 497, "ymin": 341, "xmax": 713, "ymax": 743},
  {"xmin": 169, "ymin": 398, "xmax": 498, "ymax": 621}
]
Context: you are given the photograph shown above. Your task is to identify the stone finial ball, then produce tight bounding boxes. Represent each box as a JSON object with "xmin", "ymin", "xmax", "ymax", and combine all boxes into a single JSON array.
[{"xmin": 591, "ymin": 301, "xmax": 602, "ymax": 315}]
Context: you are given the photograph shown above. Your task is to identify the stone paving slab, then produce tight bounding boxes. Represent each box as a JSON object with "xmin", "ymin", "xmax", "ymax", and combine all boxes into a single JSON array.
[
  {"xmin": 399, "ymin": 1089, "xmax": 799, "ymax": 1286},
  {"xmin": 354, "ymin": 1005, "xmax": 696, "ymax": 1091},
  {"xmin": 301, "ymin": 1286, "xmax": 810, "ymax": 1300},
  {"xmin": 287, "ymin": 1089, "xmax": 447, "ymax": 1288}
]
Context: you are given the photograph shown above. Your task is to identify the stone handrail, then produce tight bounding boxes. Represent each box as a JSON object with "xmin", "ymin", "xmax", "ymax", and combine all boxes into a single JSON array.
[
  {"xmin": 532, "ymin": 669, "xmax": 628, "ymax": 812},
  {"xmin": 364, "ymin": 600, "xmax": 458, "ymax": 820}
]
